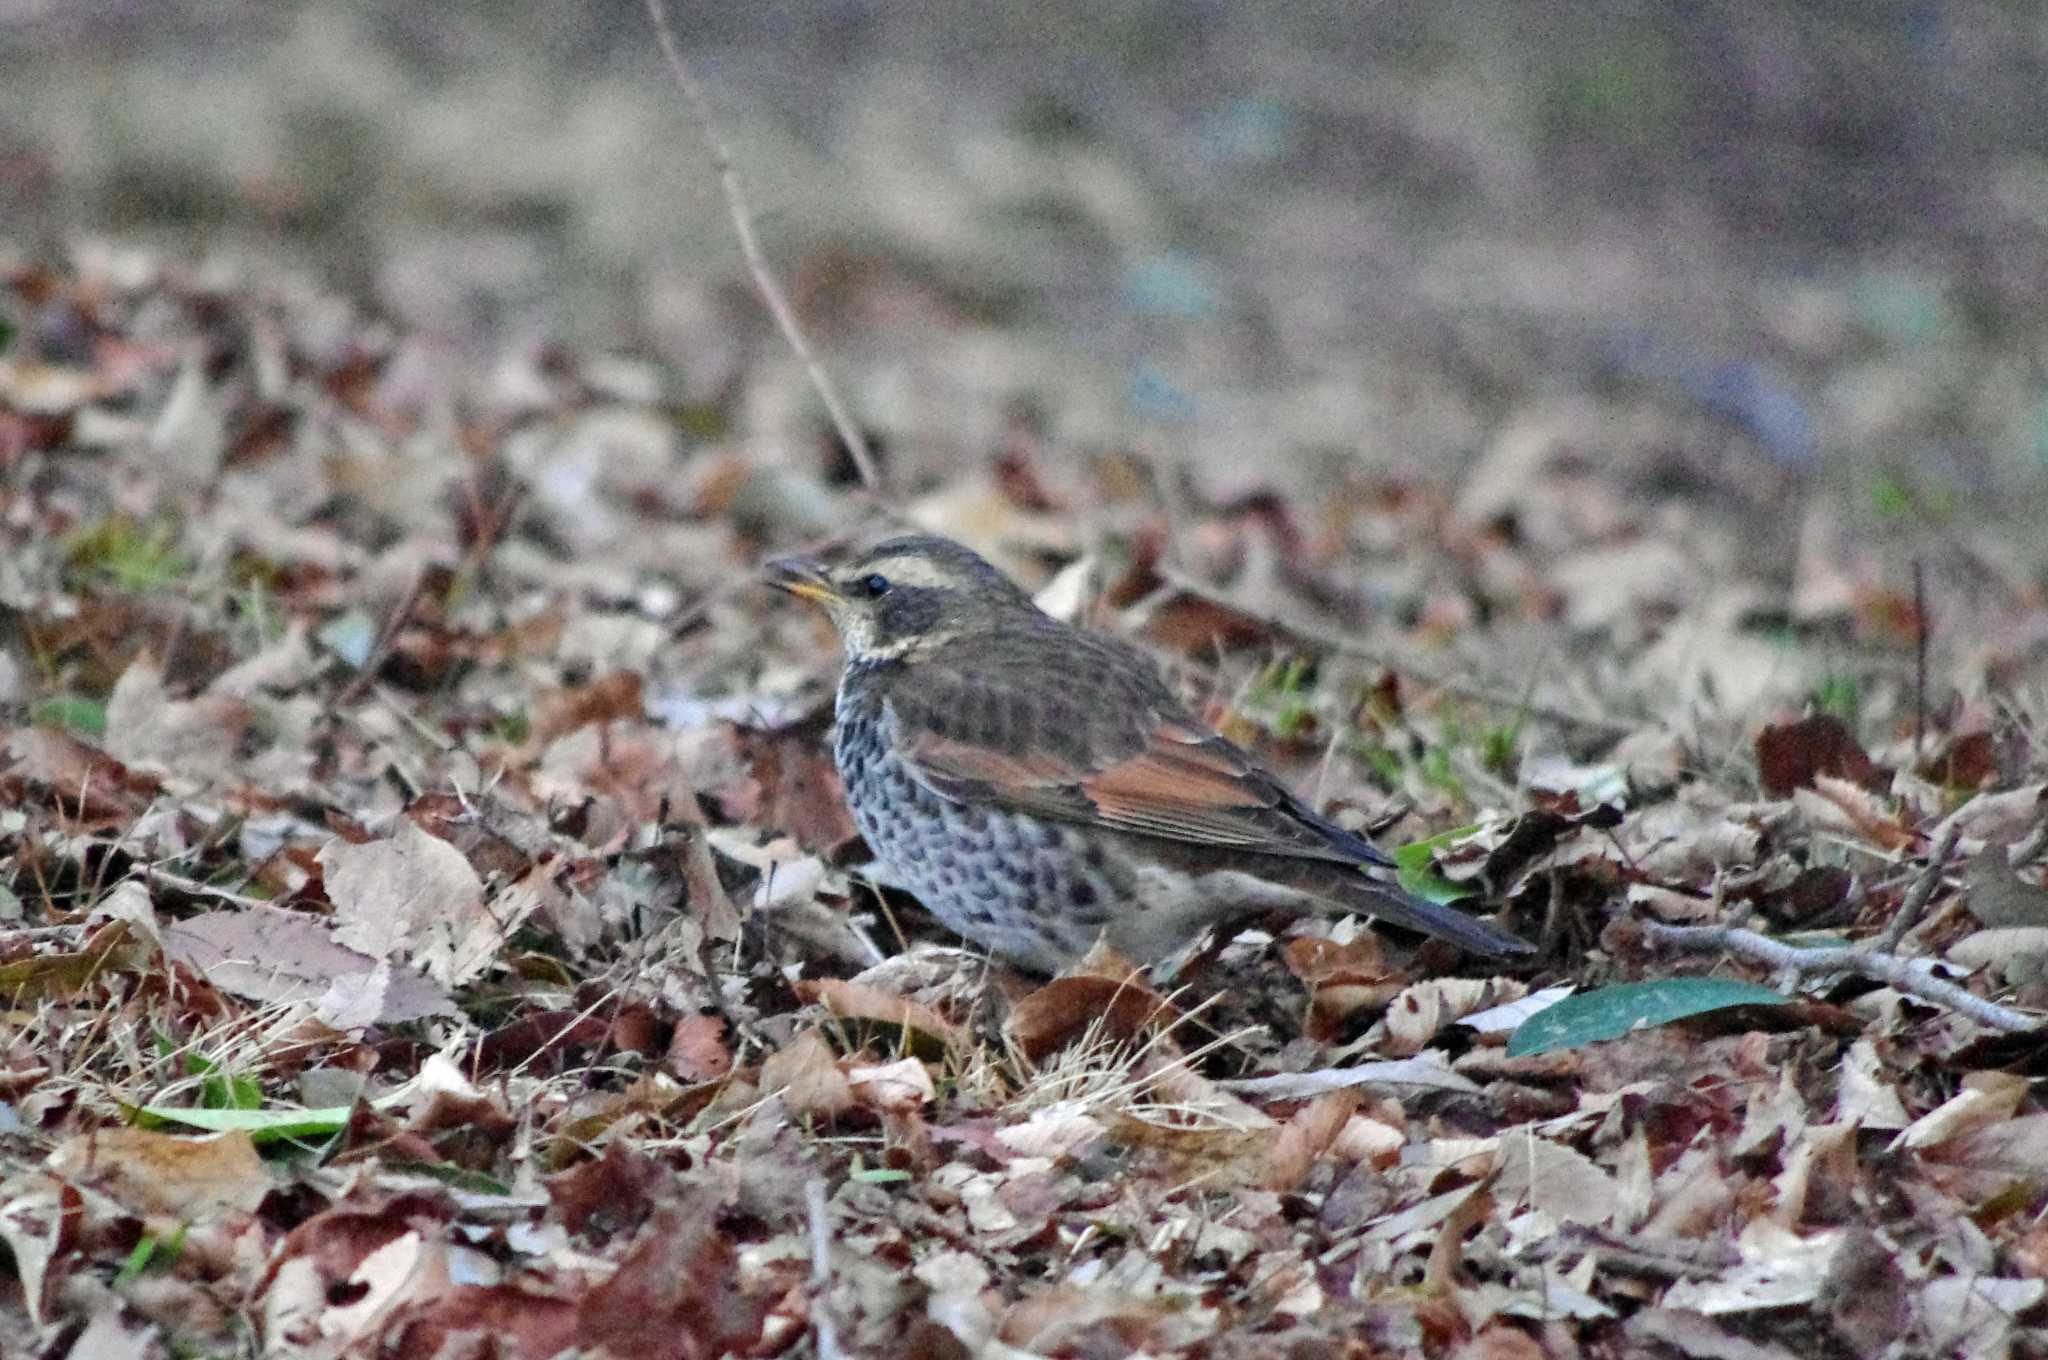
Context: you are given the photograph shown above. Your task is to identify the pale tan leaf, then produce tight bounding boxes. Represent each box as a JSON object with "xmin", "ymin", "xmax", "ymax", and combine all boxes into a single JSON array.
[
  {"xmin": 1891, "ymin": 1071, "xmax": 2029, "ymax": 1152},
  {"xmin": 163, "ymin": 904, "xmax": 451, "ymax": 1022},
  {"xmin": 321, "ymin": 819, "xmax": 497, "ymax": 987}
]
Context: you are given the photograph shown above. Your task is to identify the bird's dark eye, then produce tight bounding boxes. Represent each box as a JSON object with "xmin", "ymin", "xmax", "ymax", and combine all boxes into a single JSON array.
[{"xmin": 857, "ymin": 573, "xmax": 892, "ymax": 598}]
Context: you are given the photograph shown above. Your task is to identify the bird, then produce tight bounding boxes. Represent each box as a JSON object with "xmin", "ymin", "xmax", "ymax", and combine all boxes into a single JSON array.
[{"xmin": 766, "ymin": 533, "xmax": 1534, "ymax": 974}]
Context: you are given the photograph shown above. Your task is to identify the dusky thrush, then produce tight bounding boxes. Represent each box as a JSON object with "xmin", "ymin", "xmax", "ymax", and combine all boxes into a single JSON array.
[{"xmin": 768, "ymin": 534, "xmax": 1533, "ymax": 974}]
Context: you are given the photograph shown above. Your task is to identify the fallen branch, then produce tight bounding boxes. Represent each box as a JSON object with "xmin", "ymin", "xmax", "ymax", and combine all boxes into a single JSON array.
[
  {"xmin": 1874, "ymin": 821, "xmax": 1963, "ymax": 953},
  {"xmin": 1642, "ymin": 920, "xmax": 2039, "ymax": 1033},
  {"xmin": 642, "ymin": 0, "xmax": 883, "ymax": 493},
  {"xmin": 1152, "ymin": 567, "xmax": 1637, "ymax": 736}
]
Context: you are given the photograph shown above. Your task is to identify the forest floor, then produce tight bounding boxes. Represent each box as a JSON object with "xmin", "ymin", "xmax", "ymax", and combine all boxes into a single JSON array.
[{"xmin": 4, "ymin": 6, "xmax": 2048, "ymax": 1359}]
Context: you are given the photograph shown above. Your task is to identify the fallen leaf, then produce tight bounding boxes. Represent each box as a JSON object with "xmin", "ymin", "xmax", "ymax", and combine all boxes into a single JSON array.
[
  {"xmin": 47, "ymin": 1127, "xmax": 270, "ymax": 1219},
  {"xmin": 793, "ymin": 977, "xmax": 965, "ymax": 1058},
  {"xmin": 163, "ymin": 904, "xmax": 452, "ymax": 1022},
  {"xmin": 847, "ymin": 1057, "xmax": 935, "ymax": 1114},
  {"xmin": 1261, "ymin": 1088, "xmax": 1360, "ymax": 1192},
  {"xmin": 1756, "ymin": 714, "xmax": 1882, "ymax": 797},
  {"xmin": 573, "ymin": 1201, "xmax": 768, "ymax": 1360},
  {"xmin": 322, "ymin": 818, "xmax": 499, "ymax": 987},
  {"xmin": 760, "ymin": 1029, "xmax": 855, "ymax": 1122},
  {"xmin": 1003, "ymin": 942, "xmax": 1180, "ymax": 1063}
]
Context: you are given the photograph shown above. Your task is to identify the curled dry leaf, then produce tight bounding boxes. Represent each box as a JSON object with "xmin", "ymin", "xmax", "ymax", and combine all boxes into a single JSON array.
[
  {"xmin": 846, "ymin": 1057, "xmax": 935, "ymax": 1114},
  {"xmin": 1378, "ymin": 977, "xmax": 1526, "ymax": 1056},
  {"xmin": 1002, "ymin": 940, "xmax": 1180, "ymax": 1063},
  {"xmin": 1793, "ymin": 775, "xmax": 1913, "ymax": 852},
  {"xmin": 1282, "ymin": 933, "xmax": 1402, "ymax": 1040},
  {"xmin": 793, "ymin": 977, "xmax": 965, "ymax": 1058},
  {"xmin": 1890, "ymin": 1070, "xmax": 2029, "ymax": 1152},
  {"xmin": 666, "ymin": 1012, "xmax": 734, "ymax": 1082},
  {"xmin": 1260, "ymin": 1088, "xmax": 1362, "ymax": 1192}
]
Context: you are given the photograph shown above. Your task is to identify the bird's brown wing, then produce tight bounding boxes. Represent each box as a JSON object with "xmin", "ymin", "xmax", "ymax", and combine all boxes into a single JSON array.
[{"xmin": 882, "ymin": 639, "xmax": 1394, "ymax": 867}]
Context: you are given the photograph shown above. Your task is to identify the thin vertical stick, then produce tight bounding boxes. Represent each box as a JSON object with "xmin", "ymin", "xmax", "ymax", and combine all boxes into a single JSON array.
[
  {"xmin": 1912, "ymin": 559, "xmax": 1928, "ymax": 765},
  {"xmin": 641, "ymin": 0, "xmax": 883, "ymax": 493}
]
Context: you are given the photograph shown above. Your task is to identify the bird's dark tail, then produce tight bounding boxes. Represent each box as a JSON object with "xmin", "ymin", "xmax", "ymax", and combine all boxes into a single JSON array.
[{"xmin": 1309, "ymin": 867, "xmax": 1535, "ymax": 957}]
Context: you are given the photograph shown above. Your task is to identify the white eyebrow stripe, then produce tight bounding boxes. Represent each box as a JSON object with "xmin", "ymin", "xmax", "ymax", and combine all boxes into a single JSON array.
[{"xmin": 852, "ymin": 555, "xmax": 954, "ymax": 589}]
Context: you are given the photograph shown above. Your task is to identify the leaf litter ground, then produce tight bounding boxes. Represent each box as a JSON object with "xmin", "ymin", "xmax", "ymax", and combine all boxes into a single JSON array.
[{"xmin": 0, "ymin": 252, "xmax": 2046, "ymax": 1360}]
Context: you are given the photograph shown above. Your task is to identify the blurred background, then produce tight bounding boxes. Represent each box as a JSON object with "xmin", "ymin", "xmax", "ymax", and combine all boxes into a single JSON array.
[{"xmin": 2, "ymin": 0, "xmax": 2046, "ymax": 616}]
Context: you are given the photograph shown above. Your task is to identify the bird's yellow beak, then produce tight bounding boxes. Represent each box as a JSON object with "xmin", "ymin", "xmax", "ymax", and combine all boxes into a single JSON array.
[{"xmin": 764, "ymin": 555, "xmax": 840, "ymax": 606}]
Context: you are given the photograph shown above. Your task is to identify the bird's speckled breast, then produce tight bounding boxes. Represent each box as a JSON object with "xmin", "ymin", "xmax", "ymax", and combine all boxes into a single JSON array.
[{"xmin": 834, "ymin": 667, "xmax": 1124, "ymax": 973}]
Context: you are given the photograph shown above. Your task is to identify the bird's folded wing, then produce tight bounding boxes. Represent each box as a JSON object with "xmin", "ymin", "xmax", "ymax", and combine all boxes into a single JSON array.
[{"xmin": 891, "ymin": 703, "xmax": 1393, "ymax": 868}]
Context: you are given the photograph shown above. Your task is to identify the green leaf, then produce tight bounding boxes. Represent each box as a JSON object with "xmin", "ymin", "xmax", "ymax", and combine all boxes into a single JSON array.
[
  {"xmin": 1507, "ymin": 978, "xmax": 1790, "ymax": 1057},
  {"xmin": 114, "ymin": 1224, "xmax": 185, "ymax": 1284},
  {"xmin": 849, "ymin": 1167, "xmax": 911, "ymax": 1184},
  {"xmin": 1393, "ymin": 825, "xmax": 1479, "ymax": 905},
  {"xmin": 184, "ymin": 1053, "xmax": 263, "ymax": 1111},
  {"xmin": 32, "ymin": 695, "xmax": 106, "ymax": 737},
  {"xmin": 131, "ymin": 1104, "xmax": 355, "ymax": 1143},
  {"xmin": 114, "ymin": 1234, "xmax": 158, "ymax": 1285}
]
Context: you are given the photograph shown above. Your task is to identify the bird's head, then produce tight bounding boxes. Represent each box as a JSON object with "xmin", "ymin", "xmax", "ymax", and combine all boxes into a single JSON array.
[{"xmin": 766, "ymin": 534, "xmax": 1035, "ymax": 662}]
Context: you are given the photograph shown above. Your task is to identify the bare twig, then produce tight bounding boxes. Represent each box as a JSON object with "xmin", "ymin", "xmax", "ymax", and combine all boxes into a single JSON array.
[
  {"xmin": 642, "ymin": 0, "xmax": 882, "ymax": 493},
  {"xmin": 1912, "ymin": 558, "xmax": 1928, "ymax": 765},
  {"xmin": 1642, "ymin": 920, "xmax": 2038, "ymax": 1032},
  {"xmin": 1149, "ymin": 567, "xmax": 1636, "ymax": 736},
  {"xmin": 806, "ymin": 1177, "xmax": 850, "ymax": 1360},
  {"xmin": 1875, "ymin": 821, "xmax": 1963, "ymax": 953}
]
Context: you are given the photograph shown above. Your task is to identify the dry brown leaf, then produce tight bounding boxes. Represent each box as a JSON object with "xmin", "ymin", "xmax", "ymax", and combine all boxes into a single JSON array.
[
  {"xmin": 523, "ymin": 670, "xmax": 645, "ymax": 751},
  {"xmin": 1003, "ymin": 941, "xmax": 1179, "ymax": 1063},
  {"xmin": 666, "ymin": 1012, "xmax": 734, "ymax": 1082},
  {"xmin": 0, "ymin": 1172, "xmax": 82, "ymax": 1328},
  {"xmin": 1833, "ymin": 1038, "xmax": 1909, "ymax": 1130},
  {"xmin": 1281, "ymin": 933, "xmax": 1401, "ymax": 1039},
  {"xmin": 321, "ymin": 818, "xmax": 498, "ymax": 987},
  {"xmin": 1379, "ymin": 977, "xmax": 1525, "ymax": 1056},
  {"xmin": 1261, "ymin": 1088, "xmax": 1361, "ymax": 1192},
  {"xmin": 846, "ymin": 1057, "xmax": 935, "ymax": 1114},
  {"xmin": 47, "ymin": 1128, "xmax": 270, "ymax": 1219},
  {"xmin": 1491, "ymin": 1131, "xmax": 1619, "ymax": 1226},
  {"xmin": 1756, "ymin": 714, "xmax": 1882, "ymax": 797},
  {"xmin": 793, "ymin": 977, "xmax": 966, "ymax": 1056},
  {"xmin": 1793, "ymin": 775, "xmax": 1913, "ymax": 851},
  {"xmin": 103, "ymin": 655, "xmax": 253, "ymax": 788},
  {"xmin": 759, "ymin": 1029, "xmax": 855, "ymax": 1122}
]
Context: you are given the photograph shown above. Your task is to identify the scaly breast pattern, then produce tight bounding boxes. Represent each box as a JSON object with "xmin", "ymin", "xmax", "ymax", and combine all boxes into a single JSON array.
[{"xmin": 833, "ymin": 678, "xmax": 1125, "ymax": 974}]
